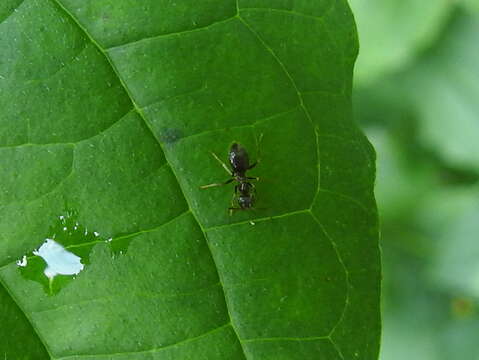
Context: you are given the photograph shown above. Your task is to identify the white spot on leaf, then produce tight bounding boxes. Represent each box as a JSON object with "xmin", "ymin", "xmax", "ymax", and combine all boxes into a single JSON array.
[
  {"xmin": 33, "ymin": 239, "xmax": 84, "ymax": 279},
  {"xmin": 16, "ymin": 255, "xmax": 27, "ymax": 267}
]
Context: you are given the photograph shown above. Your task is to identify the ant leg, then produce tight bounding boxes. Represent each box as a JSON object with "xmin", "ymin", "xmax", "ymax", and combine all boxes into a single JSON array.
[
  {"xmin": 210, "ymin": 152, "xmax": 232, "ymax": 175},
  {"xmin": 200, "ymin": 178, "xmax": 234, "ymax": 189},
  {"xmin": 229, "ymin": 186, "xmax": 238, "ymax": 216},
  {"xmin": 246, "ymin": 176, "xmax": 259, "ymax": 181}
]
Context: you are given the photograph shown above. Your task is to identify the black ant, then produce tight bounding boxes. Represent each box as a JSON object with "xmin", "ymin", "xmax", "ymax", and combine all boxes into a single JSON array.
[{"xmin": 201, "ymin": 135, "xmax": 262, "ymax": 215}]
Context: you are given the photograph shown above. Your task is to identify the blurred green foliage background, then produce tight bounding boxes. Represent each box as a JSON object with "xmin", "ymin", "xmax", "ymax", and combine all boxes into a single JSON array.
[{"xmin": 349, "ymin": 0, "xmax": 479, "ymax": 359}]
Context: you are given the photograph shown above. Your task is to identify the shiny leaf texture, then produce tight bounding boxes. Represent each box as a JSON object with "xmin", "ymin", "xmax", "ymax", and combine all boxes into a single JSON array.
[{"xmin": 0, "ymin": 0, "xmax": 380, "ymax": 359}]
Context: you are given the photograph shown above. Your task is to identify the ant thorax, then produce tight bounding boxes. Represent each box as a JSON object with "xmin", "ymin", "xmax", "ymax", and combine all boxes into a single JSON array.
[{"xmin": 200, "ymin": 135, "xmax": 262, "ymax": 214}]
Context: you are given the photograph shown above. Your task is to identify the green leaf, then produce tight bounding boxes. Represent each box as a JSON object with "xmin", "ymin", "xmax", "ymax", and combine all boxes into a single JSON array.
[
  {"xmin": 349, "ymin": 0, "xmax": 453, "ymax": 85},
  {"xmin": 0, "ymin": 0, "xmax": 380, "ymax": 359},
  {"xmin": 0, "ymin": 282, "xmax": 50, "ymax": 359}
]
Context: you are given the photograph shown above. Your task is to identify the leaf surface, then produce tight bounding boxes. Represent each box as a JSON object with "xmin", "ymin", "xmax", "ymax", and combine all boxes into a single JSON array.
[{"xmin": 0, "ymin": 0, "xmax": 380, "ymax": 359}]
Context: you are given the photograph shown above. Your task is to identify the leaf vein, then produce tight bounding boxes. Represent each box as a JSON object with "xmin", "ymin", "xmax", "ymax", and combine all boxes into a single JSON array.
[
  {"xmin": 309, "ymin": 211, "xmax": 350, "ymax": 340},
  {"xmin": 106, "ymin": 16, "xmax": 237, "ymax": 51},
  {"xmin": 239, "ymin": 7, "xmax": 330, "ymax": 22},
  {"xmin": 54, "ymin": 322, "xmax": 232, "ymax": 360},
  {"xmin": 33, "ymin": 281, "xmax": 222, "ymax": 316},
  {"xmin": 22, "ymin": 41, "xmax": 89, "ymax": 85},
  {"xmin": 237, "ymin": 13, "xmax": 321, "ymax": 234},
  {"xmin": 0, "ymin": 107, "xmax": 134, "ymax": 150},
  {"xmin": 241, "ymin": 335, "xmax": 328, "ymax": 343},
  {"xmin": 174, "ymin": 105, "xmax": 301, "ymax": 144},
  {"xmin": 329, "ymin": 337, "xmax": 345, "ymax": 360},
  {"xmin": 0, "ymin": 208, "xmax": 190, "ymax": 272},
  {"xmin": 205, "ymin": 209, "xmax": 310, "ymax": 232},
  {"xmin": 0, "ymin": 144, "xmax": 74, "ymax": 209},
  {"xmin": 318, "ymin": 188, "xmax": 370, "ymax": 214},
  {"xmin": 0, "ymin": 0, "xmax": 25, "ymax": 26}
]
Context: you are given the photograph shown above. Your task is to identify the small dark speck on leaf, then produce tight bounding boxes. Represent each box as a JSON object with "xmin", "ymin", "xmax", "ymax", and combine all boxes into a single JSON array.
[{"xmin": 160, "ymin": 127, "xmax": 183, "ymax": 144}]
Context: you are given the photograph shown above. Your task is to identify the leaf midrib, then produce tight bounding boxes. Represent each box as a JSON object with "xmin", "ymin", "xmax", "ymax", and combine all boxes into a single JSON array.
[{"xmin": 47, "ymin": 0, "xmax": 251, "ymax": 358}]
